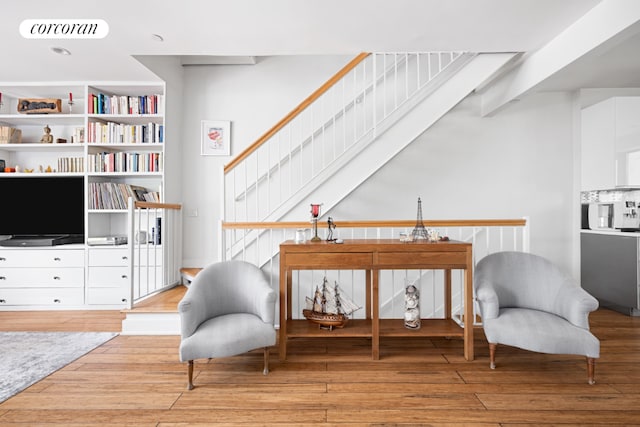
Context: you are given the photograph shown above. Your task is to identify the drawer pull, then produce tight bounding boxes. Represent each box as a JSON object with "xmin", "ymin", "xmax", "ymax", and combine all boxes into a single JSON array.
[
  {"xmin": 53, "ymin": 257, "xmax": 61, "ymax": 261},
  {"xmin": 53, "ymin": 276, "xmax": 61, "ymax": 280},
  {"xmin": 0, "ymin": 299, "xmax": 6, "ymax": 303},
  {"xmin": 122, "ymin": 256, "xmax": 128, "ymax": 260},
  {"xmin": 121, "ymin": 298, "xmax": 128, "ymax": 302},
  {"xmin": 121, "ymin": 275, "xmax": 128, "ymax": 279},
  {"xmin": 53, "ymin": 299, "xmax": 61, "ymax": 303},
  {"xmin": 0, "ymin": 276, "xmax": 5, "ymax": 280},
  {"xmin": 0, "ymin": 257, "xmax": 5, "ymax": 261}
]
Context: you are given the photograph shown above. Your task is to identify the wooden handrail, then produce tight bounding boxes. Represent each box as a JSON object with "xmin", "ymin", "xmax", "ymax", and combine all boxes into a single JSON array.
[
  {"xmin": 224, "ymin": 52, "xmax": 371, "ymax": 174},
  {"xmin": 134, "ymin": 201, "xmax": 182, "ymax": 210},
  {"xmin": 222, "ymin": 219, "xmax": 527, "ymax": 229}
]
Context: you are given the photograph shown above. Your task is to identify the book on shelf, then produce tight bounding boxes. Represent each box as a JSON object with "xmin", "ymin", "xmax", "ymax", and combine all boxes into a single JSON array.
[
  {"xmin": 87, "ymin": 151, "xmax": 163, "ymax": 173},
  {"xmin": 87, "ymin": 121, "xmax": 164, "ymax": 143},
  {"xmin": 88, "ymin": 93, "xmax": 164, "ymax": 115},
  {"xmin": 89, "ymin": 182, "xmax": 160, "ymax": 210}
]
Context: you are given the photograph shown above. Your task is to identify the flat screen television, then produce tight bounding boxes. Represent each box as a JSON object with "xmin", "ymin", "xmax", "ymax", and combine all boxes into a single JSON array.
[{"xmin": 0, "ymin": 176, "xmax": 85, "ymax": 246}]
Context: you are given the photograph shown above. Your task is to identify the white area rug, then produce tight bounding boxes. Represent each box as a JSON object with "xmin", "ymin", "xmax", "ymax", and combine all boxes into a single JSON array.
[{"xmin": 0, "ymin": 331, "xmax": 117, "ymax": 403}]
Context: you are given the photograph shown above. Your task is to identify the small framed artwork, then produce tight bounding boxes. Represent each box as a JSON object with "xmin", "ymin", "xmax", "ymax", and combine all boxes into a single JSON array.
[{"xmin": 201, "ymin": 120, "xmax": 231, "ymax": 156}]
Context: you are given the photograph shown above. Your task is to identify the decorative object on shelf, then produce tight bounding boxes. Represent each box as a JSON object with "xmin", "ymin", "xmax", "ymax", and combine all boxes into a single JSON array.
[
  {"xmin": 40, "ymin": 125, "xmax": 53, "ymax": 144},
  {"xmin": 0, "ymin": 92, "xmax": 3, "ymax": 110},
  {"xmin": 303, "ymin": 277, "xmax": 361, "ymax": 330},
  {"xmin": 56, "ymin": 138, "xmax": 67, "ymax": 144},
  {"xmin": 310, "ymin": 203, "xmax": 322, "ymax": 241},
  {"xmin": 294, "ymin": 228, "xmax": 308, "ymax": 244},
  {"xmin": 17, "ymin": 98, "xmax": 62, "ymax": 114},
  {"xmin": 404, "ymin": 278, "xmax": 421, "ymax": 330},
  {"xmin": 68, "ymin": 92, "xmax": 74, "ymax": 113},
  {"xmin": 201, "ymin": 120, "xmax": 230, "ymax": 156},
  {"xmin": 326, "ymin": 216, "xmax": 337, "ymax": 242},
  {"xmin": 410, "ymin": 197, "xmax": 430, "ymax": 240},
  {"xmin": 0, "ymin": 160, "xmax": 5, "ymax": 172}
]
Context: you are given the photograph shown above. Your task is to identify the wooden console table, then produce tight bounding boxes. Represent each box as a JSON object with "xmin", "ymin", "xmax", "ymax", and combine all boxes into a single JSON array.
[{"xmin": 279, "ymin": 239, "xmax": 474, "ymax": 361}]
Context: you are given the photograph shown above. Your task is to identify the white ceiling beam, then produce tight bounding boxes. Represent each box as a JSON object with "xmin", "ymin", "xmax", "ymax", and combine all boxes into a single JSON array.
[{"xmin": 480, "ymin": 0, "xmax": 640, "ymax": 116}]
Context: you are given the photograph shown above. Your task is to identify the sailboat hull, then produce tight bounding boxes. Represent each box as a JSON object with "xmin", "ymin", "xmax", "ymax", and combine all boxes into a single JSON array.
[{"xmin": 302, "ymin": 309, "xmax": 349, "ymax": 329}]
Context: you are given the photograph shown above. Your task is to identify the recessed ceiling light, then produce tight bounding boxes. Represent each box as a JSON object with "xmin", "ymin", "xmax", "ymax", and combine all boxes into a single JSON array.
[
  {"xmin": 51, "ymin": 47, "xmax": 71, "ymax": 56},
  {"xmin": 151, "ymin": 34, "xmax": 164, "ymax": 42}
]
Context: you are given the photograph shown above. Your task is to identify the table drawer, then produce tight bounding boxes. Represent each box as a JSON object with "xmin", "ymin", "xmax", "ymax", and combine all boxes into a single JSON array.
[
  {"xmin": 285, "ymin": 253, "xmax": 372, "ymax": 269},
  {"xmin": 0, "ymin": 268, "xmax": 84, "ymax": 287},
  {"xmin": 377, "ymin": 251, "xmax": 468, "ymax": 268}
]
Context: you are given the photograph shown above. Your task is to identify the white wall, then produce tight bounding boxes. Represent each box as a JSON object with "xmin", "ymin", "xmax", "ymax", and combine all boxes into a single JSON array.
[
  {"xmin": 180, "ymin": 55, "xmax": 353, "ymax": 267},
  {"xmin": 329, "ymin": 91, "xmax": 577, "ymax": 274},
  {"xmin": 176, "ymin": 55, "xmax": 578, "ymax": 276}
]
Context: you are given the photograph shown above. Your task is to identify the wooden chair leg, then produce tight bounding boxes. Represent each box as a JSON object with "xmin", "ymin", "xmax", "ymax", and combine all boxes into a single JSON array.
[
  {"xmin": 187, "ymin": 360, "xmax": 194, "ymax": 390},
  {"xmin": 587, "ymin": 357, "xmax": 596, "ymax": 385},
  {"xmin": 489, "ymin": 343, "xmax": 497, "ymax": 369},
  {"xmin": 263, "ymin": 347, "xmax": 270, "ymax": 375}
]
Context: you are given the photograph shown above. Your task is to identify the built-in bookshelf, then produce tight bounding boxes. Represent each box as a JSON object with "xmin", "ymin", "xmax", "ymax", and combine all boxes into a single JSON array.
[{"xmin": 0, "ymin": 81, "xmax": 166, "ymax": 240}]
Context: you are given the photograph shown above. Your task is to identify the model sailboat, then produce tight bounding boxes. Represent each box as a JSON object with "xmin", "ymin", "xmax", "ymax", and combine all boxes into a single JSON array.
[{"xmin": 303, "ymin": 277, "xmax": 361, "ymax": 330}]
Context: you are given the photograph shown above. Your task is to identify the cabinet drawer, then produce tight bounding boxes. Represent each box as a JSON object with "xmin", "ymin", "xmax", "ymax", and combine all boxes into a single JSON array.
[
  {"xmin": 88, "ymin": 248, "xmax": 130, "ymax": 266},
  {"xmin": 377, "ymin": 252, "xmax": 468, "ymax": 268},
  {"xmin": 88, "ymin": 266, "xmax": 130, "ymax": 287},
  {"xmin": 0, "ymin": 268, "xmax": 84, "ymax": 287},
  {"xmin": 0, "ymin": 249, "xmax": 84, "ymax": 267},
  {"xmin": 0, "ymin": 288, "xmax": 84, "ymax": 306},
  {"xmin": 284, "ymin": 253, "xmax": 372, "ymax": 269},
  {"xmin": 86, "ymin": 288, "xmax": 130, "ymax": 305}
]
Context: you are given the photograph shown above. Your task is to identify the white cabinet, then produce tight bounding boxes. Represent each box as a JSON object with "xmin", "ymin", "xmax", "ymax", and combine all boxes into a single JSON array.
[
  {"xmin": 581, "ymin": 97, "xmax": 640, "ymax": 190},
  {"xmin": 0, "ymin": 247, "xmax": 85, "ymax": 307},
  {"xmin": 87, "ymin": 247, "xmax": 130, "ymax": 306},
  {"xmin": 0, "ymin": 81, "xmax": 170, "ymax": 308}
]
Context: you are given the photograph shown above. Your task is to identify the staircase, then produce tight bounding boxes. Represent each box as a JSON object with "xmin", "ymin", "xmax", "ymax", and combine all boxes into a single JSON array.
[{"xmin": 221, "ymin": 52, "xmax": 517, "ymax": 259}]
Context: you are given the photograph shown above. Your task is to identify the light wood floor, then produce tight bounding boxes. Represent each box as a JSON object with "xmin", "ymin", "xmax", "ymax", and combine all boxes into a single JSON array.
[{"xmin": 1, "ymin": 301, "xmax": 639, "ymax": 426}]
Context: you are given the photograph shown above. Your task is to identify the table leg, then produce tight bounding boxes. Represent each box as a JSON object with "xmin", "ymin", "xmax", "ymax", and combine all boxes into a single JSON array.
[
  {"xmin": 365, "ymin": 269, "xmax": 371, "ymax": 319},
  {"xmin": 464, "ymin": 253, "xmax": 474, "ymax": 361},
  {"xmin": 279, "ymin": 266, "xmax": 290, "ymax": 361},
  {"xmin": 372, "ymin": 269, "xmax": 379, "ymax": 360},
  {"xmin": 444, "ymin": 269, "xmax": 452, "ymax": 320}
]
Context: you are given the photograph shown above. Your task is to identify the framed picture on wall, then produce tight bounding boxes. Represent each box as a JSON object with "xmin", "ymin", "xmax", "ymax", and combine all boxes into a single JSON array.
[{"xmin": 201, "ymin": 120, "xmax": 231, "ymax": 156}]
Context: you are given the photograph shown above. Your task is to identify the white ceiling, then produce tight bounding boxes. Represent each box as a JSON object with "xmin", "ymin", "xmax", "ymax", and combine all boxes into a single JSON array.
[{"xmin": 2, "ymin": 0, "xmax": 639, "ymax": 92}]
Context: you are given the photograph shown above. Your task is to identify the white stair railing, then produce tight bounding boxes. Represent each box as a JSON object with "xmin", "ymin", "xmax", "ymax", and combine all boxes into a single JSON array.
[
  {"xmin": 126, "ymin": 199, "xmax": 182, "ymax": 308},
  {"xmin": 223, "ymin": 52, "xmax": 473, "ymax": 227}
]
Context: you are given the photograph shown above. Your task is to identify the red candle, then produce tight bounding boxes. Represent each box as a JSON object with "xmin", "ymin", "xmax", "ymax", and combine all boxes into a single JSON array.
[
  {"xmin": 0, "ymin": 92, "xmax": 2, "ymax": 104},
  {"xmin": 310, "ymin": 204, "xmax": 320, "ymax": 217},
  {"xmin": 69, "ymin": 92, "xmax": 73, "ymax": 102}
]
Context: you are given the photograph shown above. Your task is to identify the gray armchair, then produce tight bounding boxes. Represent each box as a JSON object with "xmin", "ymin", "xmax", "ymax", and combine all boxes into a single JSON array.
[
  {"xmin": 474, "ymin": 251, "xmax": 600, "ymax": 384},
  {"xmin": 178, "ymin": 260, "xmax": 277, "ymax": 390}
]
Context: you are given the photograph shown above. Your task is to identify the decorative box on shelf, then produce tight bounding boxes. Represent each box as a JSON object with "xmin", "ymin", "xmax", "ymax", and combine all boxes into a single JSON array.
[{"xmin": 17, "ymin": 98, "xmax": 62, "ymax": 114}]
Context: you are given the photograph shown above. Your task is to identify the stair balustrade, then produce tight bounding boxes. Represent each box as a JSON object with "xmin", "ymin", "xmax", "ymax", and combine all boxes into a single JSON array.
[
  {"xmin": 126, "ymin": 199, "xmax": 183, "ymax": 308},
  {"xmin": 222, "ymin": 52, "xmax": 473, "ymax": 228}
]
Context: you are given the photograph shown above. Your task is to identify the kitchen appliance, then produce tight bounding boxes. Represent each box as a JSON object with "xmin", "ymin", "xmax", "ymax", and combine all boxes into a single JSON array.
[
  {"xmin": 588, "ymin": 202, "xmax": 618, "ymax": 230},
  {"xmin": 587, "ymin": 201, "xmax": 640, "ymax": 231},
  {"xmin": 615, "ymin": 200, "xmax": 640, "ymax": 231}
]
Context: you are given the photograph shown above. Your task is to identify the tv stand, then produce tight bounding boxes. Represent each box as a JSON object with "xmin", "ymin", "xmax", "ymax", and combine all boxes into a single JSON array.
[{"xmin": 0, "ymin": 235, "xmax": 84, "ymax": 247}]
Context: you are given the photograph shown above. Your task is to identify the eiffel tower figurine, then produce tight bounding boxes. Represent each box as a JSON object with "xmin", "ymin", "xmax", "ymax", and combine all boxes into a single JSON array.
[{"xmin": 411, "ymin": 197, "xmax": 430, "ymax": 240}]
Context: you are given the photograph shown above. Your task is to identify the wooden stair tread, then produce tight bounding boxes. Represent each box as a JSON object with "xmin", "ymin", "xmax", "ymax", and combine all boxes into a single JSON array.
[{"xmin": 122, "ymin": 285, "xmax": 187, "ymax": 313}]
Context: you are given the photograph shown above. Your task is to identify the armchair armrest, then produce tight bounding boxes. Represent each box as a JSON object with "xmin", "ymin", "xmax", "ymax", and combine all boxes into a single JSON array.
[
  {"xmin": 178, "ymin": 280, "xmax": 209, "ymax": 339},
  {"xmin": 252, "ymin": 279, "xmax": 277, "ymax": 324},
  {"xmin": 554, "ymin": 283, "xmax": 599, "ymax": 329},
  {"xmin": 475, "ymin": 279, "xmax": 500, "ymax": 320}
]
